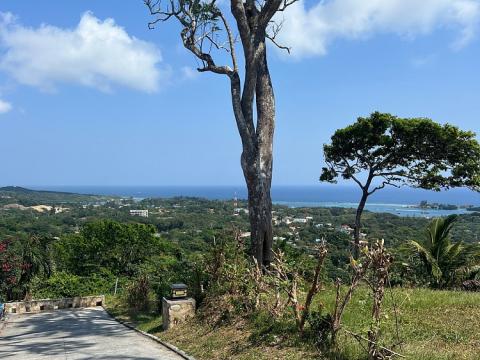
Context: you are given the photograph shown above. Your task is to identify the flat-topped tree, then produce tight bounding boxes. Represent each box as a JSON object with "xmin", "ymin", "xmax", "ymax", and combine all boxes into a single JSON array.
[
  {"xmin": 320, "ymin": 112, "xmax": 480, "ymax": 258},
  {"xmin": 145, "ymin": 0, "xmax": 297, "ymax": 267}
]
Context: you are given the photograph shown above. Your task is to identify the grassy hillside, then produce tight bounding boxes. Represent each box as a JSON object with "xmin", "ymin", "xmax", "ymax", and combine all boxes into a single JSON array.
[{"xmin": 106, "ymin": 287, "xmax": 480, "ymax": 360}]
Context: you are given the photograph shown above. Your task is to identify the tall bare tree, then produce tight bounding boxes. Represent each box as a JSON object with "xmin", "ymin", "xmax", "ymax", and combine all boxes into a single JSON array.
[{"xmin": 145, "ymin": 0, "xmax": 296, "ymax": 266}]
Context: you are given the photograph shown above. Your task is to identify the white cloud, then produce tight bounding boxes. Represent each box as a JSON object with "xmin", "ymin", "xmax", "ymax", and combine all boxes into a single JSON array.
[
  {"xmin": 0, "ymin": 12, "xmax": 164, "ymax": 92},
  {"xmin": 0, "ymin": 98, "xmax": 12, "ymax": 114},
  {"xmin": 277, "ymin": 0, "xmax": 480, "ymax": 57},
  {"xmin": 181, "ymin": 66, "xmax": 199, "ymax": 80}
]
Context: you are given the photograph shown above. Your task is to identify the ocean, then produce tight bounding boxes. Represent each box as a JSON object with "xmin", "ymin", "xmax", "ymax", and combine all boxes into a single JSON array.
[{"xmin": 30, "ymin": 185, "xmax": 480, "ymax": 218}]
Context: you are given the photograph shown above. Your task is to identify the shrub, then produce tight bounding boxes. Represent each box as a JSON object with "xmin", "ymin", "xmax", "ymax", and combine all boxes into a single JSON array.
[
  {"xmin": 31, "ymin": 271, "xmax": 115, "ymax": 299},
  {"xmin": 125, "ymin": 274, "xmax": 151, "ymax": 311},
  {"xmin": 462, "ymin": 279, "xmax": 480, "ymax": 291}
]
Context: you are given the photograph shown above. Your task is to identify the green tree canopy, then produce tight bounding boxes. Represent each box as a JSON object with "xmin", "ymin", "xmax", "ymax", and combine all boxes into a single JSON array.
[
  {"xmin": 321, "ymin": 112, "xmax": 480, "ymax": 191},
  {"xmin": 54, "ymin": 220, "xmax": 159, "ymax": 277},
  {"xmin": 320, "ymin": 112, "xmax": 480, "ymax": 256}
]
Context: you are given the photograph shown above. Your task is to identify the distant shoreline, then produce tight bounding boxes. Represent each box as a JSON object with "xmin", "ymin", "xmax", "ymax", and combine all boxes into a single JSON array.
[
  {"xmin": 1, "ymin": 185, "xmax": 474, "ymax": 218},
  {"xmin": 274, "ymin": 201, "xmax": 472, "ymax": 218},
  {"xmin": 20, "ymin": 185, "xmax": 480, "ymax": 206}
]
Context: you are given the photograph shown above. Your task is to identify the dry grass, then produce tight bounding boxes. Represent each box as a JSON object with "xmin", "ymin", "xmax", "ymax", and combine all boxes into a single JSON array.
[
  {"xmin": 158, "ymin": 319, "xmax": 319, "ymax": 360},
  {"xmin": 106, "ymin": 287, "xmax": 480, "ymax": 360}
]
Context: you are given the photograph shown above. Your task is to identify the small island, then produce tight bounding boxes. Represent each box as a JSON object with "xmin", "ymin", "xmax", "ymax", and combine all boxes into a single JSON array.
[{"xmin": 417, "ymin": 200, "xmax": 472, "ymax": 211}]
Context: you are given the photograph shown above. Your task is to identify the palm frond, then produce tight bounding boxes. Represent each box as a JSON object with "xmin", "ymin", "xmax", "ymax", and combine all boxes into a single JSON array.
[{"xmin": 409, "ymin": 240, "xmax": 442, "ymax": 280}]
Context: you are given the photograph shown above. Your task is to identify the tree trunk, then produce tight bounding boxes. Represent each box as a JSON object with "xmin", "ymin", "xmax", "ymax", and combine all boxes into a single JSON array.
[
  {"xmin": 246, "ymin": 178, "xmax": 273, "ymax": 267},
  {"xmin": 353, "ymin": 190, "xmax": 369, "ymax": 258},
  {"xmin": 241, "ymin": 42, "xmax": 275, "ymax": 267}
]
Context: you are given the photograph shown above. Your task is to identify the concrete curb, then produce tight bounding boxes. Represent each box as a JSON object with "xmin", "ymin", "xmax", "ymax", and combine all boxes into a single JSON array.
[{"xmin": 103, "ymin": 307, "xmax": 196, "ymax": 360}]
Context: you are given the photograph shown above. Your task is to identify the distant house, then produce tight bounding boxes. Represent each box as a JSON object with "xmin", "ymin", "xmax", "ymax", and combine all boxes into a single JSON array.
[
  {"xmin": 234, "ymin": 208, "xmax": 249, "ymax": 214},
  {"xmin": 130, "ymin": 209, "xmax": 149, "ymax": 218},
  {"xmin": 339, "ymin": 224, "xmax": 354, "ymax": 234},
  {"xmin": 293, "ymin": 218, "xmax": 308, "ymax": 224}
]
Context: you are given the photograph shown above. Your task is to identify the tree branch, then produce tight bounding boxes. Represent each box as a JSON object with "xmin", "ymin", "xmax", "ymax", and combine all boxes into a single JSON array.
[
  {"xmin": 217, "ymin": 11, "xmax": 238, "ymax": 72},
  {"xmin": 340, "ymin": 157, "xmax": 366, "ymax": 190},
  {"xmin": 266, "ymin": 20, "xmax": 290, "ymax": 53},
  {"xmin": 368, "ymin": 178, "xmax": 401, "ymax": 196}
]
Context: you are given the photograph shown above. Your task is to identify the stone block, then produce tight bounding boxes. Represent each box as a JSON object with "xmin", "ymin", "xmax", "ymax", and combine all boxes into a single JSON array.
[
  {"xmin": 4, "ymin": 295, "xmax": 105, "ymax": 315},
  {"xmin": 162, "ymin": 297, "xmax": 196, "ymax": 330}
]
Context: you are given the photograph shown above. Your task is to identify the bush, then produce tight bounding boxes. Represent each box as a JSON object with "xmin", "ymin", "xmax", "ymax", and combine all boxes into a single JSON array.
[
  {"xmin": 31, "ymin": 271, "xmax": 115, "ymax": 299},
  {"xmin": 307, "ymin": 311, "xmax": 334, "ymax": 347},
  {"xmin": 462, "ymin": 279, "xmax": 480, "ymax": 291},
  {"xmin": 125, "ymin": 274, "xmax": 151, "ymax": 311}
]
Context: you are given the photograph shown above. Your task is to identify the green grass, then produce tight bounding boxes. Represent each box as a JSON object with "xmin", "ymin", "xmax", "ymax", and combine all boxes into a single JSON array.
[
  {"xmin": 105, "ymin": 295, "xmax": 163, "ymax": 333},
  {"xmin": 105, "ymin": 288, "xmax": 480, "ymax": 360},
  {"xmin": 320, "ymin": 287, "xmax": 480, "ymax": 360}
]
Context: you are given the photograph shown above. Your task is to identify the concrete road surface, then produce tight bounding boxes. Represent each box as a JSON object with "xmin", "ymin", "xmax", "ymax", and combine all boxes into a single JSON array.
[{"xmin": 0, "ymin": 307, "xmax": 184, "ymax": 360}]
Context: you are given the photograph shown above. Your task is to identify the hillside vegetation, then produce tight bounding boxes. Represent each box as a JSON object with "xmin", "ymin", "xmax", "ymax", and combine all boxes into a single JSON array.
[
  {"xmin": 2, "ymin": 188, "xmax": 480, "ymax": 359},
  {"xmin": 107, "ymin": 287, "xmax": 480, "ymax": 360}
]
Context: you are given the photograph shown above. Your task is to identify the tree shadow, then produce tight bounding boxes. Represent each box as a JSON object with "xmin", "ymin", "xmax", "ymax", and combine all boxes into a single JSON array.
[{"xmin": 0, "ymin": 307, "xmax": 181, "ymax": 359}]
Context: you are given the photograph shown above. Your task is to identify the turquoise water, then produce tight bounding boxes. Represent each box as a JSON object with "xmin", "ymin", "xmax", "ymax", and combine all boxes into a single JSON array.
[
  {"xmin": 274, "ymin": 201, "xmax": 471, "ymax": 218},
  {"xmin": 30, "ymin": 185, "xmax": 479, "ymax": 218}
]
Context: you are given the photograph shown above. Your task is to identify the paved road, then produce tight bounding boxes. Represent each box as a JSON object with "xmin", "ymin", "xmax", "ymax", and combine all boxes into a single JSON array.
[{"xmin": 0, "ymin": 307, "xmax": 184, "ymax": 360}]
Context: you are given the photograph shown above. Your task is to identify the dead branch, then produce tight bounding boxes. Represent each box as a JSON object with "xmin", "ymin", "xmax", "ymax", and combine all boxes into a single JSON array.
[
  {"xmin": 298, "ymin": 241, "xmax": 328, "ymax": 332},
  {"xmin": 344, "ymin": 329, "xmax": 406, "ymax": 359},
  {"xmin": 331, "ymin": 255, "xmax": 371, "ymax": 345}
]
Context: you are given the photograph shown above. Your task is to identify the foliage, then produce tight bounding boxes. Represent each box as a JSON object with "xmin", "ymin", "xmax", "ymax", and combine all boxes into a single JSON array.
[
  {"xmin": 0, "ymin": 238, "xmax": 19, "ymax": 301},
  {"xmin": 125, "ymin": 273, "xmax": 151, "ymax": 311},
  {"xmin": 0, "ymin": 186, "xmax": 113, "ymax": 206},
  {"xmin": 268, "ymin": 243, "xmax": 328, "ymax": 334},
  {"xmin": 105, "ymin": 286, "xmax": 480, "ymax": 360},
  {"xmin": 0, "ymin": 235, "xmax": 52, "ymax": 301},
  {"xmin": 321, "ymin": 112, "xmax": 480, "ymax": 192},
  {"xmin": 54, "ymin": 220, "xmax": 159, "ymax": 277},
  {"xmin": 320, "ymin": 112, "xmax": 480, "ymax": 255},
  {"xmin": 409, "ymin": 215, "xmax": 478, "ymax": 287},
  {"xmin": 30, "ymin": 271, "xmax": 115, "ymax": 299}
]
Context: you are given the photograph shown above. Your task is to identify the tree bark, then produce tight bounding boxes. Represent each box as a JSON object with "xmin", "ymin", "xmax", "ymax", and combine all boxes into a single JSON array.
[
  {"xmin": 239, "ymin": 42, "xmax": 275, "ymax": 268},
  {"xmin": 246, "ymin": 178, "xmax": 273, "ymax": 266},
  {"xmin": 353, "ymin": 190, "xmax": 369, "ymax": 258},
  {"xmin": 248, "ymin": 42, "xmax": 275, "ymax": 267}
]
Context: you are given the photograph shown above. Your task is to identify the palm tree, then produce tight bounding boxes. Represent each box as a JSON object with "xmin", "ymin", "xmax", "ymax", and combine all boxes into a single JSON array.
[
  {"xmin": 18, "ymin": 235, "xmax": 53, "ymax": 299},
  {"xmin": 409, "ymin": 215, "xmax": 464, "ymax": 287}
]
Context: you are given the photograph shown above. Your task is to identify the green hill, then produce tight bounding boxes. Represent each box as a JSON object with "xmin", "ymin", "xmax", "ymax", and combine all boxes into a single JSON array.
[{"xmin": 0, "ymin": 186, "xmax": 115, "ymax": 206}]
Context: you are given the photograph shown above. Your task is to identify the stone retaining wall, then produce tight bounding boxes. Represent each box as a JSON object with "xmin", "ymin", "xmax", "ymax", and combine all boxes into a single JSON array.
[{"xmin": 4, "ymin": 295, "xmax": 105, "ymax": 315}]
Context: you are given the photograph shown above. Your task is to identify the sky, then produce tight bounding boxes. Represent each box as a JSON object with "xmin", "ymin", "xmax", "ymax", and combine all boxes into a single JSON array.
[{"xmin": 0, "ymin": 0, "xmax": 480, "ymax": 186}]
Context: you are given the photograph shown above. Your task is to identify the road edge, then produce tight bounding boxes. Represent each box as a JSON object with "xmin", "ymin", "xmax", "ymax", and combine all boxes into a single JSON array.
[{"xmin": 102, "ymin": 307, "xmax": 197, "ymax": 360}]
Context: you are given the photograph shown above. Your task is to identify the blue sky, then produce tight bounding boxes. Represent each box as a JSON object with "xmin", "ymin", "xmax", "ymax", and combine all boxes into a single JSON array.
[{"xmin": 0, "ymin": 0, "xmax": 479, "ymax": 186}]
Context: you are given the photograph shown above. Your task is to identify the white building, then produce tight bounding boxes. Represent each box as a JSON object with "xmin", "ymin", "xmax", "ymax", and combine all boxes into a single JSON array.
[
  {"xmin": 293, "ymin": 218, "xmax": 308, "ymax": 224},
  {"xmin": 234, "ymin": 208, "xmax": 249, "ymax": 214},
  {"xmin": 130, "ymin": 209, "xmax": 149, "ymax": 218}
]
